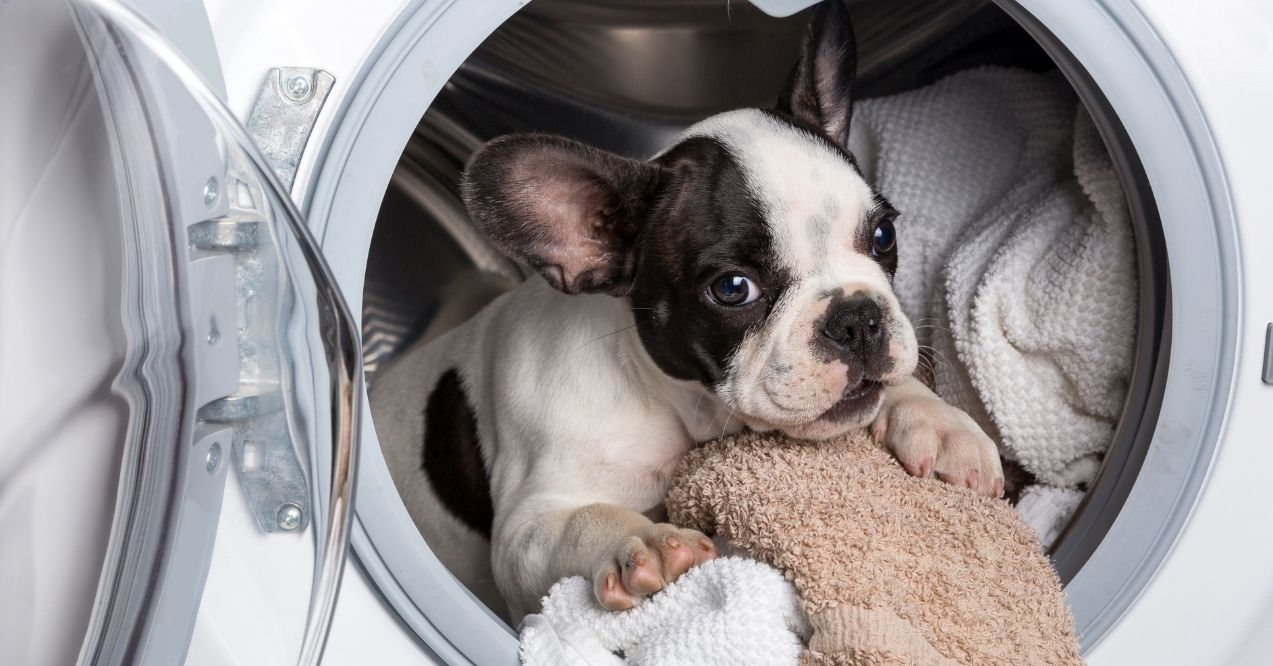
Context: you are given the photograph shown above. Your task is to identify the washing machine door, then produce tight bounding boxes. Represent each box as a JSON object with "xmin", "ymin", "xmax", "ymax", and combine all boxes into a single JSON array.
[{"xmin": 69, "ymin": 1, "xmax": 360, "ymax": 664}]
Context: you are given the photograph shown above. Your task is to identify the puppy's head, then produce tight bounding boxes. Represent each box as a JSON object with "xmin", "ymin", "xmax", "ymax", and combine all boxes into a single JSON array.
[{"xmin": 462, "ymin": 0, "xmax": 916, "ymax": 439}]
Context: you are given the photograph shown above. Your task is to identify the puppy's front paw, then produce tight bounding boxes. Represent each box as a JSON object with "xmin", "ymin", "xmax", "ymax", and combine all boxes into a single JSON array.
[
  {"xmin": 591, "ymin": 524, "xmax": 717, "ymax": 611},
  {"xmin": 874, "ymin": 396, "xmax": 1004, "ymax": 497}
]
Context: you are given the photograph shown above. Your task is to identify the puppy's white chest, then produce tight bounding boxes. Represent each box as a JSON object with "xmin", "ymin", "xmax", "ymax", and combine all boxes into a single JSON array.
[{"xmin": 591, "ymin": 415, "xmax": 695, "ymax": 509}]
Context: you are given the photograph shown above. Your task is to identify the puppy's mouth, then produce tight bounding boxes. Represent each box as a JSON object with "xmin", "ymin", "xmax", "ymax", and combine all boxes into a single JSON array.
[{"xmin": 818, "ymin": 378, "xmax": 882, "ymax": 422}]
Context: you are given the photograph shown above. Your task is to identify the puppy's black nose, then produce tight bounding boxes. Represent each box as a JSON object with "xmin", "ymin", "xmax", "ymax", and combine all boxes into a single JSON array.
[{"xmin": 821, "ymin": 297, "xmax": 884, "ymax": 360}]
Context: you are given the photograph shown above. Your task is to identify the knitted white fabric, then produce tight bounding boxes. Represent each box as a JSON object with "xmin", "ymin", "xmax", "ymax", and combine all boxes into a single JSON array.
[
  {"xmin": 1015, "ymin": 484, "xmax": 1087, "ymax": 546},
  {"xmin": 847, "ymin": 67, "xmax": 1137, "ymax": 490},
  {"xmin": 519, "ymin": 557, "xmax": 807, "ymax": 665}
]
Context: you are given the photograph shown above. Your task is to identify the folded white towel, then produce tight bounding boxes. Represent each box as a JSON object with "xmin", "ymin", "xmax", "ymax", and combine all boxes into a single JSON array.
[
  {"xmin": 848, "ymin": 67, "xmax": 1136, "ymax": 492},
  {"xmin": 519, "ymin": 557, "xmax": 807, "ymax": 665}
]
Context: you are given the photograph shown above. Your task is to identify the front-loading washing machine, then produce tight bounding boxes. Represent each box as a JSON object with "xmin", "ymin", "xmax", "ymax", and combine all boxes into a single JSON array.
[{"xmin": 2, "ymin": 0, "xmax": 1270, "ymax": 664}]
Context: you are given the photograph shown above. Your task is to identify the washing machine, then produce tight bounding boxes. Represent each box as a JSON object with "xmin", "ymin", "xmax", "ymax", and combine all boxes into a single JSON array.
[{"xmin": 2, "ymin": 0, "xmax": 1270, "ymax": 663}]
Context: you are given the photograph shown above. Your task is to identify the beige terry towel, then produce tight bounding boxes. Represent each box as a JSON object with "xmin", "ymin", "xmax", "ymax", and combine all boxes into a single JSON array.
[{"xmin": 666, "ymin": 430, "xmax": 1082, "ymax": 666}]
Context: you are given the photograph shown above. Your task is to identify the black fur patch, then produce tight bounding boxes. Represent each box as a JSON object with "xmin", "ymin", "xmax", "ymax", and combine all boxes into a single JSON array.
[
  {"xmin": 422, "ymin": 369, "xmax": 493, "ymax": 538},
  {"xmin": 628, "ymin": 137, "xmax": 790, "ymax": 388}
]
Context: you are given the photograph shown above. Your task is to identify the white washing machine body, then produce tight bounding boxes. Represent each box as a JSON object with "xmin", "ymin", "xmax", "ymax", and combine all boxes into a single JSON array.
[
  {"xmin": 197, "ymin": 0, "xmax": 1273, "ymax": 661},
  {"xmin": 6, "ymin": 0, "xmax": 1270, "ymax": 663}
]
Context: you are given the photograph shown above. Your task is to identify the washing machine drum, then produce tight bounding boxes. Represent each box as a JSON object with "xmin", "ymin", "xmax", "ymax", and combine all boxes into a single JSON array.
[{"xmin": 49, "ymin": 0, "xmax": 1241, "ymax": 664}]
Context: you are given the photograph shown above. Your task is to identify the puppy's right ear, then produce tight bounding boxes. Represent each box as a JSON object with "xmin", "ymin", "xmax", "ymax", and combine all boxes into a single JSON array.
[
  {"xmin": 461, "ymin": 134, "xmax": 660, "ymax": 296},
  {"xmin": 776, "ymin": 0, "xmax": 857, "ymax": 149}
]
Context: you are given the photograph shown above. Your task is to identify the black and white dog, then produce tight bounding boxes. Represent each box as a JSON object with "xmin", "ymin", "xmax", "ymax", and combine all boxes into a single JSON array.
[{"xmin": 372, "ymin": 0, "xmax": 1003, "ymax": 621}]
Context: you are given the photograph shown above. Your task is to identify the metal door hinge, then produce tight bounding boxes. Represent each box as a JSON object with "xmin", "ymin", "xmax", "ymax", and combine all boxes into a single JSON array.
[
  {"xmin": 189, "ymin": 67, "xmax": 335, "ymax": 534},
  {"xmin": 245, "ymin": 67, "xmax": 336, "ymax": 191},
  {"xmin": 193, "ymin": 171, "xmax": 310, "ymax": 533}
]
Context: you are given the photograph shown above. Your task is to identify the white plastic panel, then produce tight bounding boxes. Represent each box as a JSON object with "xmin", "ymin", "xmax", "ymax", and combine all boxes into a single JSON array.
[{"xmin": 1085, "ymin": 0, "xmax": 1273, "ymax": 664}]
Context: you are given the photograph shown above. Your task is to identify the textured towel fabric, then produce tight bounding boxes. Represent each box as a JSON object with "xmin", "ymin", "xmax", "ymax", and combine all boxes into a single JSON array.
[
  {"xmin": 666, "ymin": 430, "xmax": 1083, "ymax": 666},
  {"xmin": 1015, "ymin": 484, "xmax": 1087, "ymax": 546},
  {"xmin": 847, "ymin": 67, "xmax": 1137, "ymax": 493},
  {"xmin": 518, "ymin": 556, "xmax": 808, "ymax": 665}
]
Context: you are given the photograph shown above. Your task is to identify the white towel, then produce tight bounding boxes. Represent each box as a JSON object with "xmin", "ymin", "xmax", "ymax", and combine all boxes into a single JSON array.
[
  {"xmin": 1015, "ymin": 484, "xmax": 1087, "ymax": 546},
  {"xmin": 519, "ymin": 557, "xmax": 807, "ymax": 665},
  {"xmin": 848, "ymin": 67, "xmax": 1136, "ymax": 491}
]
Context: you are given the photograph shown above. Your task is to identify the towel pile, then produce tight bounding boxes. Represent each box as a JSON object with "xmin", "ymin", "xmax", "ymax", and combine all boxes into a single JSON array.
[
  {"xmin": 847, "ymin": 67, "xmax": 1137, "ymax": 539},
  {"xmin": 520, "ymin": 429, "xmax": 1082, "ymax": 665}
]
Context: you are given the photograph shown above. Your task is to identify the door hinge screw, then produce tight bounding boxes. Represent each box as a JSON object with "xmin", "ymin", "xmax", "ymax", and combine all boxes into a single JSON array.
[
  {"xmin": 284, "ymin": 74, "xmax": 313, "ymax": 102},
  {"xmin": 276, "ymin": 503, "xmax": 303, "ymax": 531}
]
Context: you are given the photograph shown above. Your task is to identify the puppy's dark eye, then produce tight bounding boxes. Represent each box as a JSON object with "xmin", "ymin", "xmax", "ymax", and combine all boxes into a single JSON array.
[
  {"xmin": 871, "ymin": 218, "xmax": 896, "ymax": 256},
  {"xmin": 707, "ymin": 274, "xmax": 761, "ymax": 306}
]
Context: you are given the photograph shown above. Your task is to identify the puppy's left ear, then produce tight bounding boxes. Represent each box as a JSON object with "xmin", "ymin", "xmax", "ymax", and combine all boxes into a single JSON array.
[
  {"xmin": 777, "ymin": 0, "xmax": 857, "ymax": 149},
  {"xmin": 461, "ymin": 134, "xmax": 660, "ymax": 296}
]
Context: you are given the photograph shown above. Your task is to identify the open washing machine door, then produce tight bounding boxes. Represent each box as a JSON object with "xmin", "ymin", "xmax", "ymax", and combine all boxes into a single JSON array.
[{"xmin": 64, "ymin": 1, "xmax": 360, "ymax": 663}]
